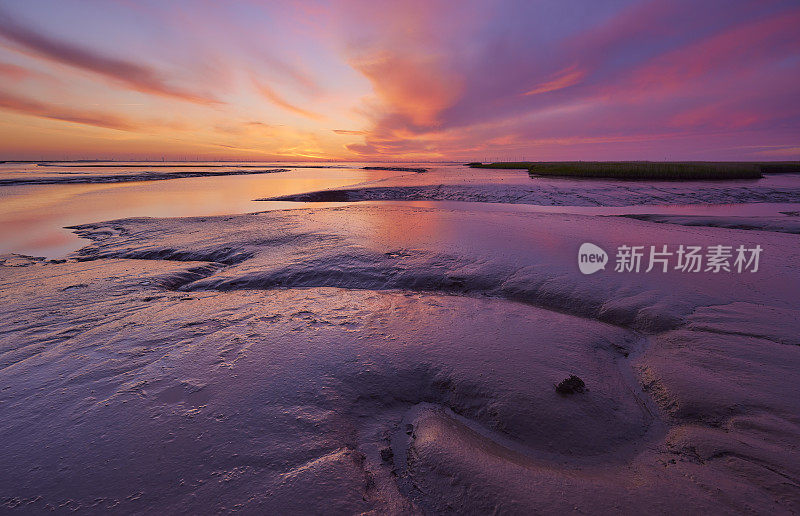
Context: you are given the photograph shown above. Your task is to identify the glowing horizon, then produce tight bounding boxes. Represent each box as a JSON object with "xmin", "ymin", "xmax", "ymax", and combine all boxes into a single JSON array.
[{"xmin": 0, "ymin": 0, "xmax": 798, "ymax": 161}]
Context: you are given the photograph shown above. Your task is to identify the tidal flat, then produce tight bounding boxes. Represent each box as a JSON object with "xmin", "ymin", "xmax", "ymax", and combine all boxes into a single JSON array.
[{"xmin": 1, "ymin": 162, "xmax": 799, "ymax": 513}]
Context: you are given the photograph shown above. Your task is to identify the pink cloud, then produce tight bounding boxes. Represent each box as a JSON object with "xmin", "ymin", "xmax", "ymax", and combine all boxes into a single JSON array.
[
  {"xmin": 524, "ymin": 66, "xmax": 585, "ymax": 96},
  {"xmin": 0, "ymin": 89, "xmax": 141, "ymax": 131},
  {"xmin": 350, "ymin": 51, "xmax": 461, "ymax": 128},
  {"xmin": 255, "ymin": 80, "xmax": 324, "ymax": 121},
  {"xmin": 0, "ymin": 8, "xmax": 219, "ymax": 104},
  {"xmin": 0, "ymin": 61, "xmax": 32, "ymax": 81},
  {"xmin": 337, "ymin": 0, "xmax": 799, "ymax": 159},
  {"xmin": 0, "ymin": 1, "xmax": 797, "ymax": 160}
]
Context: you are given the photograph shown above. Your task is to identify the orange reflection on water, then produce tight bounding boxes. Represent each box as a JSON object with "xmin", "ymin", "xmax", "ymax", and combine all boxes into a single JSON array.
[
  {"xmin": 0, "ymin": 168, "xmax": 395, "ymax": 257},
  {"xmin": 323, "ymin": 201, "xmax": 451, "ymax": 250}
]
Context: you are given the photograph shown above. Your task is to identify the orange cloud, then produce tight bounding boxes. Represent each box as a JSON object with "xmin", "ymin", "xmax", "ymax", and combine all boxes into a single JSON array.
[
  {"xmin": 0, "ymin": 90, "xmax": 144, "ymax": 131},
  {"xmin": 0, "ymin": 90, "xmax": 189, "ymax": 134},
  {"xmin": 0, "ymin": 61, "xmax": 32, "ymax": 81},
  {"xmin": 524, "ymin": 66, "xmax": 585, "ymax": 96},
  {"xmin": 352, "ymin": 51, "xmax": 461, "ymax": 128},
  {"xmin": 255, "ymin": 81, "xmax": 324, "ymax": 121},
  {"xmin": 755, "ymin": 146, "xmax": 800, "ymax": 157}
]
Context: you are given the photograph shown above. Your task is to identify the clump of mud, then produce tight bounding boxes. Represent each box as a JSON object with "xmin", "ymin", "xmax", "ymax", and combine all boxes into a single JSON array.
[{"xmin": 555, "ymin": 375, "xmax": 586, "ymax": 395}]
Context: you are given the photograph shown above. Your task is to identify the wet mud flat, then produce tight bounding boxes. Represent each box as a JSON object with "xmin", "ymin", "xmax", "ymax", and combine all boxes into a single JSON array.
[{"xmin": 0, "ymin": 205, "xmax": 799, "ymax": 513}]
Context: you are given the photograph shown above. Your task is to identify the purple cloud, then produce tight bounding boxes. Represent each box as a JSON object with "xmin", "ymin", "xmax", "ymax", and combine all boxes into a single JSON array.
[{"xmin": 0, "ymin": 7, "xmax": 219, "ymax": 104}]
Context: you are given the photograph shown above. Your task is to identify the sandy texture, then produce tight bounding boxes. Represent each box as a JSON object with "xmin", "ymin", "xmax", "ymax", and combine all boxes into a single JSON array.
[
  {"xmin": 262, "ymin": 182, "xmax": 800, "ymax": 207},
  {"xmin": 621, "ymin": 213, "xmax": 800, "ymax": 234},
  {"xmin": 1, "ymin": 204, "xmax": 798, "ymax": 513}
]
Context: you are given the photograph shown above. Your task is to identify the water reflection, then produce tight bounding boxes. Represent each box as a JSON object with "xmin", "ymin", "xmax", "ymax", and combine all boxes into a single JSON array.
[
  {"xmin": 1, "ymin": 161, "xmax": 799, "ymax": 258},
  {"xmin": 0, "ymin": 167, "xmax": 399, "ymax": 257}
]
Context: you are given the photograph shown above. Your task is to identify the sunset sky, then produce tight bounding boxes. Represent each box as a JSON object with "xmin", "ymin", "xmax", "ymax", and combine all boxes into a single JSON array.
[{"xmin": 0, "ymin": 0, "xmax": 798, "ymax": 161}]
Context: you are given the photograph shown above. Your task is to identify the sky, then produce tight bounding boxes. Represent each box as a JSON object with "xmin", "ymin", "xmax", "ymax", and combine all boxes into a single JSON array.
[{"xmin": 0, "ymin": 0, "xmax": 798, "ymax": 161}]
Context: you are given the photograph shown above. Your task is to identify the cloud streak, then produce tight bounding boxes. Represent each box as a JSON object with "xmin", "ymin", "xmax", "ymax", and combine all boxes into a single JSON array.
[
  {"xmin": 0, "ymin": 61, "xmax": 32, "ymax": 81},
  {"xmin": 337, "ymin": 0, "xmax": 800, "ymax": 159},
  {"xmin": 0, "ymin": 8, "xmax": 218, "ymax": 104},
  {"xmin": 255, "ymin": 81, "xmax": 324, "ymax": 121},
  {"xmin": 0, "ymin": 0, "xmax": 797, "ymax": 160},
  {"xmin": 0, "ymin": 89, "xmax": 141, "ymax": 131},
  {"xmin": 524, "ymin": 66, "xmax": 585, "ymax": 96}
]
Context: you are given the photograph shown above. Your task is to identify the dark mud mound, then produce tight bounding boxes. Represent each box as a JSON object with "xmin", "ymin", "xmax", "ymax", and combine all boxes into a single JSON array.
[{"xmin": 556, "ymin": 375, "xmax": 586, "ymax": 394}]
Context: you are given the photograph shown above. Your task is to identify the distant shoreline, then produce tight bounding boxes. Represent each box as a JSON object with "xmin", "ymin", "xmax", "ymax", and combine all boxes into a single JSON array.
[{"xmin": 0, "ymin": 168, "xmax": 289, "ymax": 186}]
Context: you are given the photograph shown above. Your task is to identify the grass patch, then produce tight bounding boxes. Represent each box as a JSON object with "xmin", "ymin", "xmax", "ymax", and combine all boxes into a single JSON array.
[
  {"xmin": 469, "ymin": 161, "xmax": 800, "ymax": 179},
  {"xmin": 758, "ymin": 162, "xmax": 800, "ymax": 174},
  {"xmin": 468, "ymin": 162, "xmax": 535, "ymax": 169},
  {"xmin": 527, "ymin": 162, "xmax": 763, "ymax": 180}
]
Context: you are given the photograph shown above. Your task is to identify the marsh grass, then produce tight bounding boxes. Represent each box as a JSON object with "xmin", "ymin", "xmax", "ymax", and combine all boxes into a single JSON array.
[
  {"xmin": 528, "ymin": 162, "xmax": 763, "ymax": 180},
  {"xmin": 759, "ymin": 163, "xmax": 800, "ymax": 174},
  {"xmin": 467, "ymin": 161, "xmax": 778, "ymax": 180},
  {"xmin": 468, "ymin": 162, "xmax": 535, "ymax": 169}
]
